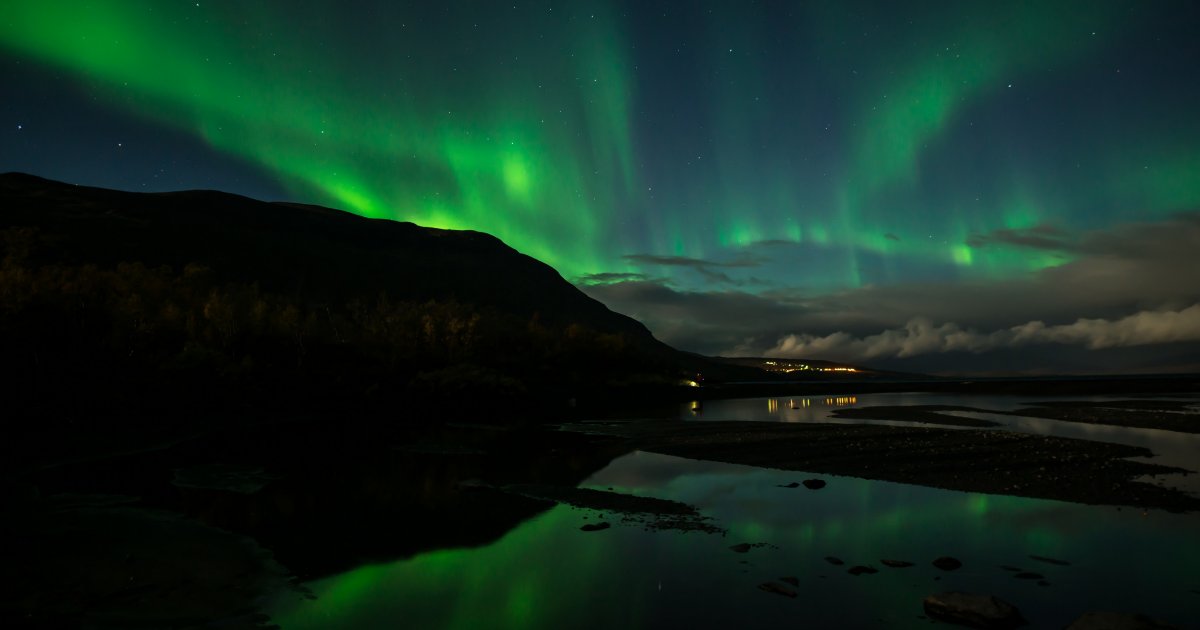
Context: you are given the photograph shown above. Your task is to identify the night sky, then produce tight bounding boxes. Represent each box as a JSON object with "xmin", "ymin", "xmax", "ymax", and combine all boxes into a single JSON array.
[{"xmin": 3, "ymin": 1, "xmax": 1199, "ymax": 374}]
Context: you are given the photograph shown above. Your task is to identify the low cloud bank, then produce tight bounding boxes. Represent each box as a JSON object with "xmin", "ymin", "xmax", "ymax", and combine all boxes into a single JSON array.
[
  {"xmin": 581, "ymin": 211, "xmax": 1200, "ymax": 372},
  {"xmin": 768, "ymin": 304, "xmax": 1200, "ymax": 362}
]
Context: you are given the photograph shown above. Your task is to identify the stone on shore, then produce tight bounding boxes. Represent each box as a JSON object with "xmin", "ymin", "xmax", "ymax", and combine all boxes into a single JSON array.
[
  {"xmin": 922, "ymin": 592, "xmax": 1027, "ymax": 629},
  {"xmin": 757, "ymin": 581, "xmax": 798, "ymax": 598},
  {"xmin": 933, "ymin": 556, "xmax": 963, "ymax": 571}
]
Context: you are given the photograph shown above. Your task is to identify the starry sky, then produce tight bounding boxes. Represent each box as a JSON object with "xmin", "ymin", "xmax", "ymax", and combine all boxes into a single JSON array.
[{"xmin": 3, "ymin": 1, "xmax": 1199, "ymax": 374}]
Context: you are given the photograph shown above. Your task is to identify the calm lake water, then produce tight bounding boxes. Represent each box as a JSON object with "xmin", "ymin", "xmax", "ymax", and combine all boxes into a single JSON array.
[
  {"xmin": 681, "ymin": 392, "xmax": 1200, "ymax": 423},
  {"xmin": 270, "ymin": 409, "xmax": 1200, "ymax": 629},
  {"xmin": 684, "ymin": 393, "xmax": 1200, "ymax": 493}
]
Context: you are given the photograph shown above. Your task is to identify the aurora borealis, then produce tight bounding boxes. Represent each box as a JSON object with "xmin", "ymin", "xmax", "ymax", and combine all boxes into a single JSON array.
[
  {"xmin": 3, "ymin": 1, "xmax": 1199, "ymax": 372},
  {"xmin": 269, "ymin": 452, "xmax": 1200, "ymax": 628}
]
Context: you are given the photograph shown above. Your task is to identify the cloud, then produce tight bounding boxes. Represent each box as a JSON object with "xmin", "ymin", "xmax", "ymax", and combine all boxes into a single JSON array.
[
  {"xmin": 581, "ymin": 279, "xmax": 803, "ymax": 351},
  {"xmin": 966, "ymin": 223, "xmax": 1072, "ymax": 250},
  {"xmin": 575, "ymin": 271, "xmax": 648, "ymax": 285},
  {"xmin": 767, "ymin": 304, "xmax": 1200, "ymax": 362},
  {"xmin": 582, "ymin": 211, "xmax": 1200, "ymax": 371},
  {"xmin": 621, "ymin": 252, "xmax": 768, "ymax": 285}
]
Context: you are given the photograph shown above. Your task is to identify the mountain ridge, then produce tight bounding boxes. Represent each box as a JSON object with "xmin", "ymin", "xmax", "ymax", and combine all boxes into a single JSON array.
[
  {"xmin": 0, "ymin": 171, "xmax": 657, "ymax": 342},
  {"xmin": 1, "ymin": 172, "xmax": 706, "ymax": 428}
]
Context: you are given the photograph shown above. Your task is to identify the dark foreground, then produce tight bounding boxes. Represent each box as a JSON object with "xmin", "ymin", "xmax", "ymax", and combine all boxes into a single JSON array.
[{"xmin": 3, "ymin": 393, "xmax": 1198, "ymax": 628}]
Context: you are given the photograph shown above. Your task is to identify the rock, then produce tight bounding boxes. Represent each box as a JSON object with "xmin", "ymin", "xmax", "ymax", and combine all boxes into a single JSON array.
[
  {"xmin": 1013, "ymin": 572, "xmax": 1042, "ymax": 580},
  {"xmin": 824, "ymin": 556, "xmax": 845, "ymax": 565},
  {"xmin": 730, "ymin": 542, "xmax": 775, "ymax": 553},
  {"xmin": 1000, "ymin": 565, "xmax": 1022, "ymax": 572},
  {"xmin": 882, "ymin": 559, "xmax": 914, "ymax": 568},
  {"xmin": 1028, "ymin": 554, "xmax": 1070, "ymax": 566},
  {"xmin": 802, "ymin": 479, "xmax": 827, "ymax": 489},
  {"xmin": 848, "ymin": 565, "xmax": 878, "ymax": 576},
  {"xmin": 779, "ymin": 576, "xmax": 799, "ymax": 586},
  {"xmin": 1064, "ymin": 611, "xmax": 1181, "ymax": 629},
  {"xmin": 778, "ymin": 482, "xmax": 800, "ymax": 488},
  {"xmin": 580, "ymin": 522, "xmax": 610, "ymax": 532},
  {"xmin": 933, "ymin": 556, "xmax": 963, "ymax": 571},
  {"xmin": 923, "ymin": 592, "xmax": 1028, "ymax": 629},
  {"xmin": 757, "ymin": 582, "xmax": 797, "ymax": 598}
]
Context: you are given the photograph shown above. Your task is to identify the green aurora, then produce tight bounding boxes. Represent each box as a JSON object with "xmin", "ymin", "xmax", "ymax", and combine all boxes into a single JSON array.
[
  {"xmin": 3, "ymin": 1, "xmax": 1199, "ymax": 293},
  {"xmin": 269, "ymin": 454, "xmax": 1200, "ymax": 628}
]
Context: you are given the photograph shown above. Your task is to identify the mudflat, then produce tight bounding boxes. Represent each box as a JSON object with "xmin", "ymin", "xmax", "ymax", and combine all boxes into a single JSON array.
[{"xmin": 571, "ymin": 418, "xmax": 1200, "ymax": 513}]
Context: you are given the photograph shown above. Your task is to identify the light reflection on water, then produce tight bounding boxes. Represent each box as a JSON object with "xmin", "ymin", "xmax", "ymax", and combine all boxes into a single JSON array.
[
  {"xmin": 270, "ymin": 451, "xmax": 1200, "ymax": 629},
  {"xmin": 684, "ymin": 394, "xmax": 1200, "ymax": 493},
  {"xmin": 684, "ymin": 392, "xmax": 1199, "ymax": 423}
]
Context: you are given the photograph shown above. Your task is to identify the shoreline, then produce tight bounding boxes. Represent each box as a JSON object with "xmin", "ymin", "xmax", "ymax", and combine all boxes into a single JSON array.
[
  {"xmin": 827, "ymin": 399, "xmax": 1200, "ymax": 433},
  {"xmin": 569, "ymin": 419, "xmax": 1200, "ymax": 513},
  {"xmin": 691, "ymin": 374, "xmax": 1200, "ymax": 399}
]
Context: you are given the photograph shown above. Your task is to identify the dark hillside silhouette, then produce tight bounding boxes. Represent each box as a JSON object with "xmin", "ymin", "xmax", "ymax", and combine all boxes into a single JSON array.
[{"xmin": 0, "ymin": 173, "xmax": 685, "ymax": 438}]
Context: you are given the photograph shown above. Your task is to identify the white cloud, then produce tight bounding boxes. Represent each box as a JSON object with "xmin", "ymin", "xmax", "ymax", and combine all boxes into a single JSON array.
[
  {"xmin": 767, "ymin": 304, "xmax": 1200, "ymax": 362},
  {"xmin": 583, "ymin": 211, "xmax": 1200, "ymax": 373}
]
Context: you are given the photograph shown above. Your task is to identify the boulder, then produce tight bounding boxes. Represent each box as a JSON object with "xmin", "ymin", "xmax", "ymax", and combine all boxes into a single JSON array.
[
  {"xmin": 1028, "ymin": 554, "xmax": 1070, "ymax": 566},
  {"xmin": 922, "ymin": 592, "xmax": 1027, "ymax": 629},
  {"xmin": 802, "ymin": 479, "xmax": 827, "ymax": 489},
  {"xmin": 580, "ymin": 521, "xmax": 610, "ymax": 532},
  {"xmin": 757, "ymin": 582, "xmax": 798, "ymax": 598},
  {"xmin": 933, "ymin": 556, "xmax": 963, "ymax": 571}
]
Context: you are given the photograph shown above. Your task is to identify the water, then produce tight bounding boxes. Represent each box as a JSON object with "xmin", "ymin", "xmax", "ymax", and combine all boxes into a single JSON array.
[
  {"xmin": 270, "ymin": 451, "xmax": 1200, "ymax": 629},
  {"xmin": 684, "ymin": 394, "xmax": 1200, "ymax": 494},
  {"xmin": 682, "ymin": 392, "xmax": 1200, "ymax": 424},
  {"xmin": 262, "ymin": 393, "xmax": 1200, "ymax": 628}
]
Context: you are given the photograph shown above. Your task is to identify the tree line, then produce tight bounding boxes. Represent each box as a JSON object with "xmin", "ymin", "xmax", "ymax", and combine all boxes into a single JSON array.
[{"xmin": 0, "ymin": 227, "xmax": 675, "ymax": 421}]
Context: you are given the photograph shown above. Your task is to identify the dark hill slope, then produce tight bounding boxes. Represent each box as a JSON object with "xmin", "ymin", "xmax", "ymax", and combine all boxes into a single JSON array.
[
  {"xmin": 0, "ymin": 172, "xmax": 653, "ymax": 340},
  {"xmin": 0, "ymin": 173, "xmax": 691, "ymax": 433}
]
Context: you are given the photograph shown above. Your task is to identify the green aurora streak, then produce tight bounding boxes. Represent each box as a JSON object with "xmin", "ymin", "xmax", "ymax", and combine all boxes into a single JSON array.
[
  {"xmin": 3, "ymin": 1, "xmax": 1198, "ymax": 290},
  {"xmin": 269, "ymin": 459, "xmax": 1200, "ymax": 628}
]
